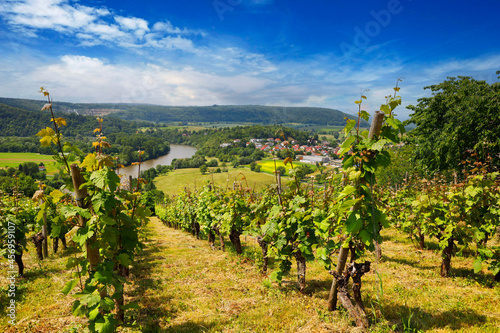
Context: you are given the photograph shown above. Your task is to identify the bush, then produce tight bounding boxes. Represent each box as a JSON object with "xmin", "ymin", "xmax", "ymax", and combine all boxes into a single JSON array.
[
  {"xmin": 276, "ymin": 166, "xmax": 286, "ymax": 175},
  {"xmin": 200, "ymin": 165, "xmax": 208, "ymax": 174},
  {"xmin": 207, "ymin": 159, "xmax": 218, "ymax": 167}
]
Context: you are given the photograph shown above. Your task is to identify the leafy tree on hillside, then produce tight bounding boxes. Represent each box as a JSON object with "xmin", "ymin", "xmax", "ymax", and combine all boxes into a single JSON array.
[{"xmin": 407, "ymin": 75, "xmax": 500, "ymax": 174}]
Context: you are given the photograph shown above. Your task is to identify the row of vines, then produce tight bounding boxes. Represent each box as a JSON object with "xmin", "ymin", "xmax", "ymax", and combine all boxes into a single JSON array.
[
  {"xmin": 156, "ymin": 85, "xmax": 500, "ymax": 329},
  {"xmin": 2, "ymin": 88, "xmax": 150, "ymax": 333},
  {"xmin": 2, "ymin": 85, "xmax": 499, "ymax": 332}
]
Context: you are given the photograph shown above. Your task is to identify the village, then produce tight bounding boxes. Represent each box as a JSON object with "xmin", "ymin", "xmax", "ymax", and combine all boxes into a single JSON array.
[{"xmin": 220, "ymin": 137, "xmax": 342, "ymax": 167}]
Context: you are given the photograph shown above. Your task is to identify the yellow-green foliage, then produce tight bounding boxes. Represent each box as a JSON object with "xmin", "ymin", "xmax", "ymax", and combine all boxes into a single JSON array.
[{"xmin": 257, "ymin": 159, "xmax": 316, "ymax": 174}]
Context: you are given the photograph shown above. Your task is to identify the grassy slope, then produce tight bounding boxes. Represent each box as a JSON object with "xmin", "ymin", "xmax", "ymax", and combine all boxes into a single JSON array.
[
  {"xmin": 153, "ymin": 161, "xmax": 323, "ymax": 197},
  {"xmin": 1, "ymin": 219, "xmax": 499, "ymax": 332},
  {"xmin": 0, "ymin": 152, "xmax": 58, "ymax": 174},
  {"xmin": 0, "ymin": 244, "xmax": 87, "ymax": 332},
  {"xmin": 154, "ymin": 167, "xmax": 278, "ymax": 195}
]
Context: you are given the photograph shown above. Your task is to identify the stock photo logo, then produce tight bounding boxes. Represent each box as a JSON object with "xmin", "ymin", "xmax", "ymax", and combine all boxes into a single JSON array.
[
  {"xmin": 213, "ymin": 0, "xmax": 243, "ymax": 21},
  {"xmin": 340, "ymin": 0, "xmax": 405, "ymax": 57}
]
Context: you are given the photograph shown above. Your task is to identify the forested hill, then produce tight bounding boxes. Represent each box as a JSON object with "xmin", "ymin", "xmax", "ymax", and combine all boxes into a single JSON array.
[
  {"xmin": 111, "ymin": 105, "xmax": 356, "ymax": 126},
  {"xmin": 0, "ymin": 97, "xmax": 357, "ymax": 126},
  {"xmin": 0, "ymin": 100, "xmax": 141, "ymax": 137}
]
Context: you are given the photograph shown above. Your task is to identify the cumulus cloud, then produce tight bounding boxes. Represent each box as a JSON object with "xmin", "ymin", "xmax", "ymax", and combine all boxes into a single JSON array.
[
  {"xmin": 2, "ymin": 55, "xmax": 275, "ymax": 105},
  {"xmin": 0, "ymin": 0, "xmax": 103, "ymax": 31},
  {"xmin": 0, "ymin": 0, "xmax": 202, "ymax": 51}
]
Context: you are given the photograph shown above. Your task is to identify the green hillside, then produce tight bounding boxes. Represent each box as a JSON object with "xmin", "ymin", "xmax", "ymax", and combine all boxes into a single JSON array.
[{"xmin": 0, "ymin": 97, "xmax": 363, "ymax": 126}]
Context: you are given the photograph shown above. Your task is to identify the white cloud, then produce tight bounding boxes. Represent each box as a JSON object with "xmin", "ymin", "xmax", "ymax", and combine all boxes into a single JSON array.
[
  {"xmin": 152, "ymin": 21, "xmax": 205, "ymax": 36},
  {"xmin": 0, "ymin": 0, "xmax": 204, "ymax": 51},
  {"xmin": 157, "ymin": 36, "xmax": 196, "ymax": 52},
  {"xmin": 2, "ymin": 51, "xmax": 498, "ymax": 121},
  {"xmin": 1, "ymin": 0, "xmax": 101, "ymax": 31},
  {"xmin": 115, "ymin": 16, "xmax": 148, "ymax": 31},
  {"xmin": 422, "ymin": 55, "xmax": 500, "ymax": 81},
  {"xmin": 1, "ymin": 55, "xmax": 274, "ymax": 106}
]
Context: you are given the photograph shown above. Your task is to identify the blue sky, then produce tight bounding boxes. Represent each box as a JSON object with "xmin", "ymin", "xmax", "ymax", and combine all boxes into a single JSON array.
[{"xmin": 0, "ymin": 0, "xmax": 499, "ymax": 119}]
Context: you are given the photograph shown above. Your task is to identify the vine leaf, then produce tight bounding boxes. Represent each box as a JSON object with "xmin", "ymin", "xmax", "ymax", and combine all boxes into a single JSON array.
[
  {"xmin": 93, "ymin": 314, "xmax": 118, "ymax": 333},
  {"xmin": 80, "ymin": 153, "xmax": 98, "ymax": 171},
  {"xmin": 380, "ymin": 104, "xmax": 390, "ymax": 114},
  {"xmin": 50, "ymin": 189, "xmax": 65, "ymax": 203},
  {"xmin": 345, "ymin": 212, "xmax": 363, "ymax": 234},
  {"xmin": 90, "ymin": 168, "xmax": 120, "ymax": 192},
  {"xmin": 61, "ymin": 279, "xmax": 79, "ymax": 295},
  {"xmin": 338, "ymin": 136, "xmax": 356, "ymax": 157},
  {"xmin": 36, "ymin": 127, "xmax": 56, "ymax": 147},
  {"xmin": 473, "ymin": 258, "xmax": 482, "ymax": 274},
  {"xmin": 344, "ymin": 119, "xmax": 357, "ymax": 134},
  {"xmin": 117, "ymin": 253, "xmax": 132, "ymax": 266},
  {"xmin": 51, "ymin": 117, "xmax": 67, "ymax": 127}
]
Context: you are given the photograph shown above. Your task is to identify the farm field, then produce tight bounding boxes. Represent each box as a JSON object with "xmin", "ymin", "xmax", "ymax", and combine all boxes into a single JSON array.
[
  {"xmin": 1, "ymin": 217, "xmax": 499, "ymax": 332},
  {"xmin": 0, "ymin": 152, "xmax": 58, "ymax": 174},
  {"xmin": 257, "ymin": 159, "xmax": 318, "ymax": 174}
]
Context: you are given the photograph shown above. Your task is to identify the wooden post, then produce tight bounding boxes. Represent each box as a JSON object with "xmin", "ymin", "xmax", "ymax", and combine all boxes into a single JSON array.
[
  {"xmin": 368, "ymin": 111, "xmax": 385, "ymax": 140},
  {"xmin": 38, "ymin": 183, "xmax": 48, "ymax": 259},
  {"xmin": 369, "ymin": 111, "xmax": 385, "ymax": 261},
  {"xmin": 71, "ymin": 164, "xmax": 100, "ymax": 273},
  {"xmin": 277, "ymin": 171, "xmax": 282, "ymax": 194},
  {"xmin": 328, "ymin": 110, "xmax": 385, "ymax": 311},
  {"xmin": 328, "ymin": 173, "xmax": 349, "ymax": 310},
  {"xmin": 328, "ymin": 244, "xmax": 349, "ymax": 310}
]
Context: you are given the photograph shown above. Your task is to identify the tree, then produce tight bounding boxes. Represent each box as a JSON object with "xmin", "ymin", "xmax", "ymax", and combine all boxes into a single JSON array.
[
  {"xmin": 375, "ymin": 144, "xmax": 421, "ymax": 187},
  {"xmin": 200, "ymin": 164, "xmax": 208, "ymax": 174},
  {"xmin": 207, "ymin": 159, "xmax": 218, "ymax": 167},
  {"xmin": 407, "ymin": 75, "xmax": 500, "ymax": 174},
  {"xmin": 276, "ymin": 166, "xmax": 286, "ymax": 175}
]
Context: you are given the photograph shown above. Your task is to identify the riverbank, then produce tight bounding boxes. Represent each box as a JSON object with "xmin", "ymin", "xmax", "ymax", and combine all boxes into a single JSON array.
[{"xmin": 118, "ymin": 144, "xmax": 197, "ymax": 178}]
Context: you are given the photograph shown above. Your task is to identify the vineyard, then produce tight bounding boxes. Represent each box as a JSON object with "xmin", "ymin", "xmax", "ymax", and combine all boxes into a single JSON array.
[{"xmin": 1, "ymin": 83, "xmax": 500, "ymax": 332}]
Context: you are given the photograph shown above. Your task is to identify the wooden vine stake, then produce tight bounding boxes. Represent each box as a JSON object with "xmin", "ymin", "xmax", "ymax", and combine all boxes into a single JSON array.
[
  {"xmin": 37, "ymin": 183, "xmax": 49, "ymax": 259},
  {"xmin": 70, "ymin": 164, "xmax": 101, "ymax": 272},
  {"xmin": 327, "ymin": 110, "xmax": 385, "ymax": 330}
]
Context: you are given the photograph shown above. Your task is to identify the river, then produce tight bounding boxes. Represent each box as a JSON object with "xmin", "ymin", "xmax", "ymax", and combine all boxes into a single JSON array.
[{"xmin": 117, "ymin": 144, "xmax": 197, "ymax": 178}]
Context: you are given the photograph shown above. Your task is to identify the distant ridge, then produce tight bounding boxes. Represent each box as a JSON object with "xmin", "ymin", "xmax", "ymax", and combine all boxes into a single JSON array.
[{"xmin": 0, "ymin": 97, "xmax": 363, "ymax": 126}]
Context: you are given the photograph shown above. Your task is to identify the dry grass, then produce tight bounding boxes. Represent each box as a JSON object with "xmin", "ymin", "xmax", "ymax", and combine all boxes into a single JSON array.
[
  {"xmin": 0, "ymin": 242, "xmax": 87, "ymax": 332},
  {"xmin": 126, "ymin": 218, "xmax": 353, "ymax": 333}
]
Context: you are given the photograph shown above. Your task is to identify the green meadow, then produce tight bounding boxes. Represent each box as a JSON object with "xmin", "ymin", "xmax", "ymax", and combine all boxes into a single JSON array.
[
  {"xmin": 0, "ymin": 152, "xmax": 58, "ymax": 174},
  {"xmin": 154, "ymin": 167, "xmax": 278, "ymax": 195}
]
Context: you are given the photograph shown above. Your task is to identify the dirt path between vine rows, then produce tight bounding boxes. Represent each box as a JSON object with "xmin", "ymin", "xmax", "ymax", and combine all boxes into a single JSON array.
[{"xmin": 126, "ymin": 217, "xmax": 348, "ymax": 333}]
